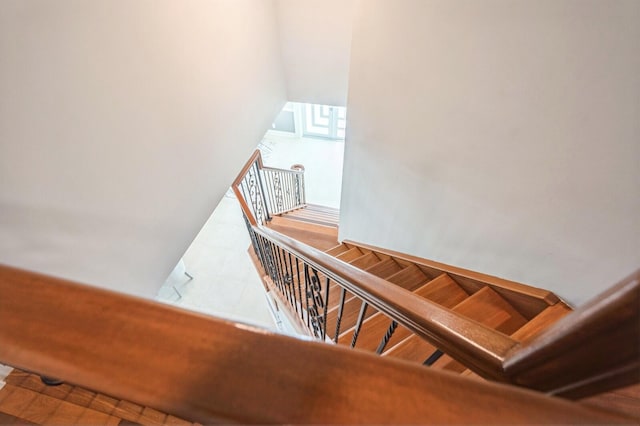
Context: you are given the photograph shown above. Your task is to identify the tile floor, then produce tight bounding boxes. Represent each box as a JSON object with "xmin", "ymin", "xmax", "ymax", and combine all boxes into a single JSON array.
[{"xmin": 155, "ymin": 134, "xmax": 345, "ymax": 333}]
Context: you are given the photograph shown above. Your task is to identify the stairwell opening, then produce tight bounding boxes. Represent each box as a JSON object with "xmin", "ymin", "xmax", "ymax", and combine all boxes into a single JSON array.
[{"xmin": 155, "ymin": 102, "xmax": 346, "ymax": 334}]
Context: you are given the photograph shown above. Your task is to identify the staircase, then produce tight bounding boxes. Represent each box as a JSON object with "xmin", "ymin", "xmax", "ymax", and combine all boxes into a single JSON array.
[
  {"xmin": 258, "ymin": 203, "xmax": 640, "ymax": 419},
  {"xmin": 234, "ymin": 149, "xmax": 639, "ymax": 417},
  {"xmin": 266, "ymin": 215, "xmax": 573, "ymax": 375}
]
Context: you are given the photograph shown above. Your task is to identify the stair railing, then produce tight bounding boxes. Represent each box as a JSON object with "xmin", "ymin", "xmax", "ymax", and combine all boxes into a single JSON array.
[
  {"xmin": 233, "ymin": 150, "xmax": 517, "ymax": 379},
  {"xmin": 232, "ymin": 150, "xmax": 306, "ymax": 226},
  {"xmin": 244, "ymin": 220, "xmax": 517, "ymax": 380},
  {"xmin": 233, "ymin": 149, "xmax": 640, "ymax": 398}
]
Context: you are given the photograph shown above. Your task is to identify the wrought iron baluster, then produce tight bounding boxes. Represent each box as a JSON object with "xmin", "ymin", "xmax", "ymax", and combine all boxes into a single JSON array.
[
  {"xmin": 260, "ymin": 235, "xmax": 278, "ymax": 286},
  {"xmin": 293, "ymin": 174, "xmax": 300, "ymax": 206},
  {"xmin": 288, "ymin": 173, "xmax": 294, "ymax": 210},
  {"xmin": 254, "ymin": 234, "xmax": 269, "ymax": 275},
  {"xmin": 288, "ymin": 253, "xmax": 302, "ymax": 316},
  {"xmin": 255, "ymin": 162, "xmax": 270, "ymax": 222},
  {"xmin": 322, "ymin": 276, "xmax": 330, "ymax": 341},
  {"xmin": 275, "ymin": 246, "xmax": 292, "ymax": 305},
  {"xmin": 334, "ymin": 287, "xmax": 347, "ymax": 343},
  {"xmin": 351, "ymin": 301, "xmax": 369, "ymax": 348},
  {"xmin": 273, "ymin": 171, "xmax": 284, "ymax": 213},
  {"xmin": 294, "ymin": 256, "xmax": 304, "ymax": 324},
  {"xmin": 266, "ymin": 170, "xmax": 276, "ymax": 215},
  {"xmin": 245, "ymin": 163, "xmax": 268, "ymax": 225},
  {"xmin": 270, "ymin": 242, "xmax": 284, "ymax": 293},
  {"xmin": 265, "ymin": 241, "xmax": 280, "ymax": 291},
  {"xmin": 311, "ymin": 268, "xmax": 326, "ymax": 339},
  {"xmin": 376, "ymin": 320, "xmax": 398, "ymax": 354},
  {"xmin": 304, "ymin": 265, "xmax": 325, "ymax": 338},
  {"xmin": 423, "ymin": 349, "xmax": 445, "ymax": 366},
  {"xmin": 286, "ymin": 251, "xmax": 298, "ymax": 314},
  {"xmin": 303, "ymin": 264, "xmax": 311, "ymax": 328}
]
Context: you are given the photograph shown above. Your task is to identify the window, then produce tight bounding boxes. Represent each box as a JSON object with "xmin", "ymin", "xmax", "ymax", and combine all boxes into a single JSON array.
[{"xmin": 302, "ymin": 104, "xmax": 346, "ymax": 140}]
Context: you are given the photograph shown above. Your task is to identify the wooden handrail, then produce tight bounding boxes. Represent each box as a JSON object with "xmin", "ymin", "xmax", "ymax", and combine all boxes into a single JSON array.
[
  {"xmin": 231, "ymin": 149, "xmax": 264, "ymax": 188},
  {"xmin": 0, "ymin": 264, "xmax": 630, "ymax": 423},
  {"xmin": 255, "ymin": 226, "xmax": 519, "ymax": 380},
  {"xmin": 503, "ymin": 269, "xmax": 640, "ymax": 398},
  {"xmin": 231, "ymin": 149, "xmax": 264, "ymax": 226}
]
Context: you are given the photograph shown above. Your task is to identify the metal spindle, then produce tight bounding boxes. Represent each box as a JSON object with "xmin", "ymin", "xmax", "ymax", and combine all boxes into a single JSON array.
[
  {"xmin": 255, "ymin": 162, "xmax": 270, "ymax": 221},
  {"xmin": 351, "ymin": 301, "xmax": 369, "ymax": 348},
  {"xmin": 303, "ymin": 264, "xmax": 311, "ymax": 328},
  {"xmin": 423, "ymin": 349, "xmax": 445, "ymax": 366},
  {"xmin": 276, "ymin": 246, "xmax": 292, "ymax": 305},
  {"xmin": 266, "ymin": 241, "xmax": 280, "ymax": 291},
  {"xmin": 322, "ymin": 276, "xmax": 330, "ymax": 340},
  {"xmin": 376, "ymin": 320, "xmax": 398, "ymax": 354},
  {"xmin": 310, "ymin": 268, "xmax": 326, "ymax": 339},
  {"xmin": 287, "ymin": 252, "xmax": 298, "ymax": 314},
  {"xmin": 295, "ymin": 256, "xmax": 304, "ymax": 323},
  {"xmin": 334, "ymin": 287, "xmax": 347, "ymax": 343}
]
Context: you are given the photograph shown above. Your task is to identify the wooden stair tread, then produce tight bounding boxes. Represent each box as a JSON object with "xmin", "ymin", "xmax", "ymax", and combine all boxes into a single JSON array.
[
  {"xmin": 452, "ymin": 287, "xmax": 528, "ymax": 335},
  {"xmin": 325, "ymin": 243, "xmax": 349, "ymax": 256},
  {"xmin": 335, "ymin": 247, "xmax": 364, "ymax": 262},
  {"xmin": 385, "ymin": 264, "xmax": 429, "ymax": 291},
  {"xmin": 364, "ymin": 259, "xmax": 403, "ymax": 279},
  {"xmin": 280, "ymin": 205, "xmax": 339, "ymax": 227},
  {"xmin": 342, "ymin": 240, "xmax": 560, "ymax": 320},
  {"xmin": 510, "ymin": 303, "xmax": 573, "ymax": 342},
  {"xmin": 382, "ymin": 335, "xmax": 437, "ymax": 363},
  {"xmin": 415, "ymin": 274, "xmax": 469, "ymax": 308},
  {"xmin": 0, "ymin": 370, "xmax": 196, "ymax": 426},
  {"xmin": 266, "ymin": 216, "xmax": 338, "ymax": 251},
  {"xmin": 279, "ymin": 214, "xmax": 338, "ymax": 228},
  {"xmin": 305, "ymin": 203, "xmax": 340, "ymax": 214},
  {"xmin": 285, "ymin": 209, "xmax": 339, "ymax": 220},
  {"xmin": 348, "ymin": 252, "xmax": 381, "ymax": 269}
]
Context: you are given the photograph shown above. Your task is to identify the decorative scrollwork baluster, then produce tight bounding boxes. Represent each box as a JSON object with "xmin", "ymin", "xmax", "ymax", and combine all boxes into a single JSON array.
[
  {"xmin": 304, "ymin": 264, "xmax": 325, "ymax": 339},
  {"xmin": 286, "ymin": 252, "xmax": 299, "ymax": 314}
]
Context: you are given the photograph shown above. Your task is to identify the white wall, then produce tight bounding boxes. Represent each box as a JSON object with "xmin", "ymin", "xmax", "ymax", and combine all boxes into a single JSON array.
[
  {"xmin": 275, "ymin": 0, "xmax": 355, "ymax": 106},
  {"xmin": 340, "ymin": 0, "xmax": 640, "ymax": 306},
  {"xmin": 0, "ymin": 0, "xmax": 286, "ymax": 297}
]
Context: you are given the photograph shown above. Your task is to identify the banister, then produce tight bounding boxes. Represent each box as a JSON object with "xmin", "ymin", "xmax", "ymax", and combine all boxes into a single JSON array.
[
  {"xmin": 232, "ymin": 149, "xmax": 307, "ymax": 225},
  {"xmin": 254, "ymin": 226, "xmax": 519, "ymax": 380},
  {"xmin": 503, "ymin": 269, "xmax": 640, "ymax": 398},
  {"xmin": 0, "ymin": 264, "xmax": 629, "ymax": 423}
]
